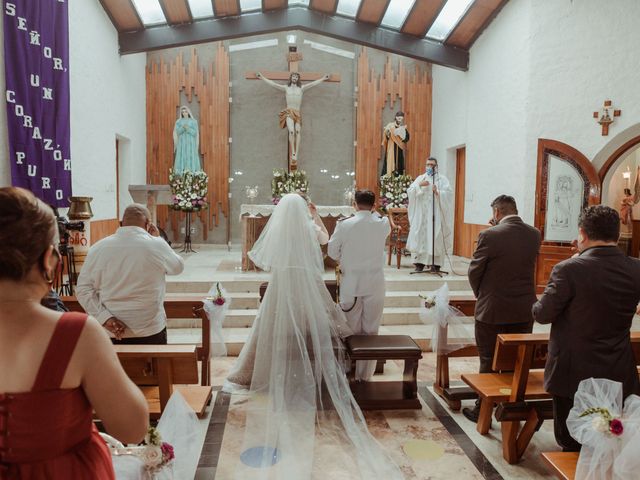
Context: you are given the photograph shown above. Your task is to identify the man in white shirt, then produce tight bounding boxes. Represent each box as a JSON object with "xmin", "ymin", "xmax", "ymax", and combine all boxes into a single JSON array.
[
  {"xmin": 328, "ymin": 190, "xmax": 391, "ymax": 380},
  {"xmin": 77, "ymin": 204, "xmax": 184, "ymax": 344}
]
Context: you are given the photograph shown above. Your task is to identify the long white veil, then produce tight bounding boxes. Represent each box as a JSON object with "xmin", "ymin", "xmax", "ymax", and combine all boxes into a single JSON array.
[{"xmin": 231, "ymin": 193, "xmax": 403, "ymax": 479}]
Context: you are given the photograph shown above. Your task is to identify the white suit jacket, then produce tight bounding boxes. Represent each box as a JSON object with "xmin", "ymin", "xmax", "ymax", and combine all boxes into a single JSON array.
[{"xmin": 328, "ymin": 210, "xmax": 391, "ymax": 297}]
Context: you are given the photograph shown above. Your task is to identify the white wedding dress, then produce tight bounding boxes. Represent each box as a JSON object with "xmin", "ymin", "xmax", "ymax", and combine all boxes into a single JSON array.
[{"xmin": 223, "ymin": 194, "xmax": 403, "ymax": 479}]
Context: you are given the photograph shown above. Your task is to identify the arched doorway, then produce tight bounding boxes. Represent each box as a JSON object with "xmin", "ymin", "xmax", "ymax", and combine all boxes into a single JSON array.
[{"xmin": 598, "ymin": 130, "xmax": 640, "ymax": 256}]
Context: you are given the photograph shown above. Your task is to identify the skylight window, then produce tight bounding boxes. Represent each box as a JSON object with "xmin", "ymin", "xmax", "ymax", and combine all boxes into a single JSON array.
[
  {"xmin": 336, "ymin": 0, "xmax": 362, "ymax": 18},
  {"xmin": 131, "ymin": 0, "xmax": 166, "ymax": 25},
  {"xmin": 187, "ymin": 0, "xmax": 214, "ymax": 19},
  {"xmin": 240, "ymin": 0, "xmax": 262, "ymax": 12},
  {"xmin": 381, "ymin": 0, "xmax": 415, "ymax": 29},
  {"xmin": 426, "ymin": 0, "xmax": 475, "ymax": 41}
]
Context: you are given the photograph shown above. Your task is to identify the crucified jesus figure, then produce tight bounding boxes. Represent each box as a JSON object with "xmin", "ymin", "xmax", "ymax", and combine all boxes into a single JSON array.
[{"xmin": 256, "ymin": 71, "xmax": 330, "ymax": 163}]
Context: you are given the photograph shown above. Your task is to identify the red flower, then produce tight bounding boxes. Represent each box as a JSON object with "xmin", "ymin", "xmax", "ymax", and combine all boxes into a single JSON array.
[
  {"xmin": 214, "ymin": 297, "xmax": 225, "ymax": 306},
  {"xmin": 610, "ymin": 418, "xmax": 624, "ymax": 436},
  {"xmin": 161, "ymin": 442, "xmax": 175, "ymax": 461}
]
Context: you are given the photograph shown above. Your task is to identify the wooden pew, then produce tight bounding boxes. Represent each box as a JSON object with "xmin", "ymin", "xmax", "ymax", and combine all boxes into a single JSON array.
[
  {"xmin": 62, "ymin": 295, "xmax": 211, "ymax": 386},
  {"xmin": 541, "ymin": 452, "xmax": 578, "ymax": 480},
  {"xmin": 433, "ymin": 294, "xmax": 478, "ymax": 410},
  {"xmin": 114, "ymin": 344, "xmax": 212, "ymax": 419},
  {"xmin": 463, "ymin": 331, "xmax": 640, "ymax": 464}
]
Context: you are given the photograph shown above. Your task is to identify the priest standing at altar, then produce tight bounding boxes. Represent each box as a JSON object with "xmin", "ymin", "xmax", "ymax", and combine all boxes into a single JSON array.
[
  {"xmin": 328, "ymin": 190, "xmax": 390, "ymax": 381},
  {"xmin": 407, "ymin": 158, "xmax": 453, "ymax": 272}
]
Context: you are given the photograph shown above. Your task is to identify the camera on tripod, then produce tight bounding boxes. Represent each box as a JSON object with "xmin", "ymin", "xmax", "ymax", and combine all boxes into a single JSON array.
[{"xmin": 57, "ymin": 216, "xmax": 85, "ymax": 246}]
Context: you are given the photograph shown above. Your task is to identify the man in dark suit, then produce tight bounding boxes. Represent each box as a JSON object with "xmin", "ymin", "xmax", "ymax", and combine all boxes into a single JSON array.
[
  {"xmin": 463, "ymin": 195, "xmax": 541, "ymax": 422},
  {"xmin": 533, "ymin": 205, "xmax": 640, "ymax": 451}
]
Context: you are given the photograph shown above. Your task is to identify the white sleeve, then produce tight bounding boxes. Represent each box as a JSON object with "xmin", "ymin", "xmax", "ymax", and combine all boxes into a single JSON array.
[
  {"xmin": 155, "ymin": 237, "xmax": 184, "ymax": 275},
  {"xmin": 327, "ymin": 221, "xmax": 344, "ymax": 261},
  {"xmin": 315, "ymin": 224, "xmax": 329, "ymax": 246},
  {"xmin": 76, "ymin": 248, "xmax": 113, "ymax": 324}
]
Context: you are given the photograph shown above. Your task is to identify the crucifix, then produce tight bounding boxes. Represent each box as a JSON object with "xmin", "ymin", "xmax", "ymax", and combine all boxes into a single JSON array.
[
  {"xmin": 593, "ymin": 99, "xmax": 621, "ymax": 136},
  {"xmin": 245, "ymin": 46, "xmax": 340, "ymax": 171}
]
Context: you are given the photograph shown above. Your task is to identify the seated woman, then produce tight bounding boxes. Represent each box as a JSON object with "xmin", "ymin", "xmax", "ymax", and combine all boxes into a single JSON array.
[{"xmin": 0, "ymin": 187, "xmax": 149, "ymax": 478}]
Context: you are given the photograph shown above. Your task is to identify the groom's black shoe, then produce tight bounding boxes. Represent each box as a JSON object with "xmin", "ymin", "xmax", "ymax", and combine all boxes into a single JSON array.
[
  {"xmin": 413, "ymin": 263, "xmax": 425, "ymax": 273},
  {"xmin": 462, "ymin": 406, "xmax": 480, "ymax": 423}
]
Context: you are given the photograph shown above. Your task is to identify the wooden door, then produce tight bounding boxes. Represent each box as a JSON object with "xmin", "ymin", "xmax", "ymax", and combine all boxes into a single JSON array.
[
  {"xmin": 453, "ymin": 147, "xmax": 466, "ymax": 255},
  {"xmin": 534, "ymin": 139, "xmax": 601, "ymax": 291}
]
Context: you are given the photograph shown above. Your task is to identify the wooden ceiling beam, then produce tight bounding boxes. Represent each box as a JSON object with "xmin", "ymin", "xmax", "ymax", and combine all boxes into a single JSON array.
[
  {"xmin": 308, "ymin": 0, "xmax": 338, "ymax": 15},
  {"xmin": 263, "ymin": 0, "xmax": 288, "ymax": 11},
  {"xmin": 99, "ymin": 0, "xmax": 144, "ymax": 32},
  {"xmin": 213, "ymin": 0, "xmax": 241, "ymax": 17},
  {"xmin": 401, "ymin": 0, "xmax": 446, "ymax": 37},
  {"xmin": 159, "ymin": 0, "xmax": 192, "ymax": 25},
  {"xmin": 445, "ymin": 0, "xmax": 508, "ymax": 49},
  {"xmin": 119, "ymin": 7, "xmax": 469, "ymax": 70},
  {"xmin": 356, "ymin": 0, "xmax": 391, "ymax": 26}
]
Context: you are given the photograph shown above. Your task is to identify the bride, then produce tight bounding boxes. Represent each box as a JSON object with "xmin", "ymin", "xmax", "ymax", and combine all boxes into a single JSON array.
[{"xmin": 224, "ymin": 193, "xmax": 403, "ymax": 479}]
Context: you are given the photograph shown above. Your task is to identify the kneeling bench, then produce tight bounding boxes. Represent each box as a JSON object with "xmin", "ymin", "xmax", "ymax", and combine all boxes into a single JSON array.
[{"xmin": 345, "ymin": 335, "xmax": 422, "ymax": 410}]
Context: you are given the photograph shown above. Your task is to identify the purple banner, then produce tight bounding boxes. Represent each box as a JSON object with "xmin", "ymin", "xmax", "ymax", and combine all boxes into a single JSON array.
[{"xmin": 4, "ymin": 0, "xmax": 71, "ymax": 207}]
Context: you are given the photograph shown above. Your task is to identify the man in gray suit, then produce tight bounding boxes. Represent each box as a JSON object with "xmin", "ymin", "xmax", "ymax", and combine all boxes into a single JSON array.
[
  {"xmin": 463, "ymin": 195, "xmax": 541, "ymax": 422},
  {"xmin": 533, "ymin": 205, "xmax": 640, "ymax": 451}
]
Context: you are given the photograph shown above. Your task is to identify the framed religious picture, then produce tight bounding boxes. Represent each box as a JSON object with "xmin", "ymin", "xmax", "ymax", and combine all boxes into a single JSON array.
[{"xmin": 534, "ymin": 139, "xmax": 601, "ymax": 290}]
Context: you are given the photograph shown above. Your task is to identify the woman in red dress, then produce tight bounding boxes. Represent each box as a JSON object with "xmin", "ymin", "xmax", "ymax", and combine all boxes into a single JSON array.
[{"xmin": 0, "ymin": 187, "xmax": 149, "ymax": 479}]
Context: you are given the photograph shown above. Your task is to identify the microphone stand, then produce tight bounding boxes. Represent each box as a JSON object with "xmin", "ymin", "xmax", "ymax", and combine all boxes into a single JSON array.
[{"xmin": 420, "ymin": 169, "xmax": 448, "ymax": 277}]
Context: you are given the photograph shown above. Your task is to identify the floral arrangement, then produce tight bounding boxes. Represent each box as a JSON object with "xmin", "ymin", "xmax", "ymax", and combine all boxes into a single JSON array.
[
  {"xmin": 169, "ymin": 169, "xmax": 209, "ymax": 212},
  {"xmin": 142, "ymin": 427, "xmax": 175, "ymax": 474},
  {"xmin": 208, "ymin": 282, "xmax": 226, "ymax": 306},
  {"xmin": 271, "ymin": 168, "xmax": 309, "ymax": 204},
  {"xmin": 379, "ymin": 174, "xmax": 412, "ymax": 212},
  {"xmin": 419, "ymin": 294, "xmax": 437, "ymax": 309},
  {"xmin": 580, "ymin": 407, "xmax": 624, "ymax": 436}
]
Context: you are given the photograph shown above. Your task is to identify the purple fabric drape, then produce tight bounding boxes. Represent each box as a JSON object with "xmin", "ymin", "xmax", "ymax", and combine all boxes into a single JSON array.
[{"xmin": 4, "ymin": 0, "xmax": 71, "ymax": 207}]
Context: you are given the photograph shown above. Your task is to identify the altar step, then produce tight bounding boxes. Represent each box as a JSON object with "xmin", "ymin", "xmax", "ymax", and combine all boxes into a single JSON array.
[
  {"xmin": 167, "ymin": 323, "xmax": 554, "ymax": 356},
  {"xmin": 166, "ymin": 276, "xmax": 472, "ymax": 294}
]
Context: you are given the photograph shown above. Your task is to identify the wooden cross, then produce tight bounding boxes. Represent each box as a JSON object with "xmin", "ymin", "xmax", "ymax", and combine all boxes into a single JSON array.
[
  {"xmin": 593, "ymin": 100, "xmax": 621, "ymax": 136},
  {"xmin": 245, "ymin": 46, "xmax": 341, "ymax": 171}
]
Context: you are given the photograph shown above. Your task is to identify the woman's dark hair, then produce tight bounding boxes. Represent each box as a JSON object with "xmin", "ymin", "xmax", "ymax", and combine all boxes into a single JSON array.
[{"xmin": 0, "ymin": 187, "xmax": 57, "ymax": 280}]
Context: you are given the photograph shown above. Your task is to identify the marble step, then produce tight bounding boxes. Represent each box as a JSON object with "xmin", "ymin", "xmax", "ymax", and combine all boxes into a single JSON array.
[
  {"xmin": 167, "ymin": 323, "xmax": 554, "ymax": 357},
  {"xmin": 166, "ymin": 276, "xmax": 471, "ymax": 294},
  {"xmin": 167, "ymin": 307, "xmax": 475, "ymax": 329}
]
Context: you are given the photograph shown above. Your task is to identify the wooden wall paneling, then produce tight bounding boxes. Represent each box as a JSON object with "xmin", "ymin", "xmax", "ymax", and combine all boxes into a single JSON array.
[
  {"xmin": 309, "ymin": 0, "xmax": 338, "ymax": 14},
  {"xmin": 146, "ymin": 46, "xmax": 230, "ymax": 241},
  {"xmin": 90, "ymin": 219, "xmax": 120, "ymax": 244},
  {"xmin": 356, "ymin": 0, "xmax": 391, "ymax": 25},
  {"xmin": 99, "ymin": 0, "xmax": 144, "ymax": 32},
  {"xmin": 213, "ymin": 0, "xmax": 241, "ymax": 17},
  {"xmin": 262, "ymin": 0, "xmax": 287, "ymax": 11},
  {"xmin": 401, "ymin": 0, "xmax": 446, "ymax": 37},
  {"xmin": 355, "ymin": 48, "xmax": 432, "ymax": 195},
  {"xmin": 445, "ymin": 0, "xmax": 507, "ymax": 49},
  {"xmin": 159, "ymin": 0, "xmax": 192, "ymax": 25}
]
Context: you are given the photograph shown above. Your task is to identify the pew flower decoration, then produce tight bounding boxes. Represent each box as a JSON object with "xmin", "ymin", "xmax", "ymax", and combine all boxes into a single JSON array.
[
  {"xmin": 142, "ymin": 427, "xmax": 175, "ymax": 473},
  {"xmin": 580, "ymin": 407, "xmax": 624, "ymax": 436},
  {"xmin": 419, "ymin": 293, "xmax": 437, "ymax": 310},
  {"xmin": 210, "ymin": 282, "xmax": 226, "ymax": 306},
  {"xmin": 203, "ymin": 282, "xmax": 229, "ymax": 357}
]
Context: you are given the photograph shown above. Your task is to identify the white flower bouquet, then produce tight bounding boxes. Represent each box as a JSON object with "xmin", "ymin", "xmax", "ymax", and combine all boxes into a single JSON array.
[
  {"xmin": 379, "ymin": 174, "xmax": 412, "ymax": 212},
  {"xmin": 169, "ymin": 169, "xmax": 209, "ymax": 212},
  {"xmin": 271, "ymin": 168, "xmax": 309, "ymax": 204}
]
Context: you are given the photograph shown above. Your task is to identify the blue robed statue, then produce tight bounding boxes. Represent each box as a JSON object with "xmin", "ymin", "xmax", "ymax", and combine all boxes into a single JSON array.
[{"xmin": 173, "ymin": 105, "xmax": 201, "ymax": 174}]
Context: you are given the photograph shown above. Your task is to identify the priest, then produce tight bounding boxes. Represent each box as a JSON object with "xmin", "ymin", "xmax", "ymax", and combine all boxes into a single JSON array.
[{"xmin": 407, "ymin": 157, "xmax": 453, "ymax": 272}]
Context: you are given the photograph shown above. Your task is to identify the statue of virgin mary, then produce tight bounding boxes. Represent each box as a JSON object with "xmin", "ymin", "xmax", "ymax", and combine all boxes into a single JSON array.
[{"xmin": 173, "ymin": 106, "xmax": 201, "ymax": 174}]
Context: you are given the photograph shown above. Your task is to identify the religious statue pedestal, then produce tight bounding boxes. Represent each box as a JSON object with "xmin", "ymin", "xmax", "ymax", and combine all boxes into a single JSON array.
[{"xmin": 240, "ymin": 204, "xmax": 354, "ymax": 271}]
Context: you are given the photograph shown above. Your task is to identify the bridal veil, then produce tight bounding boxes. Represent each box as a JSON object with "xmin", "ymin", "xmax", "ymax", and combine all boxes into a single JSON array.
[{"xmin": 231, "ymin": 193, "xmax": 403, "ymax": 479}]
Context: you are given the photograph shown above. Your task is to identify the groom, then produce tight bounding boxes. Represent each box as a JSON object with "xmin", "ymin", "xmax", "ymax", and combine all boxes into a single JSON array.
[{"xmin": 328, "ymin": 190, "xmax": 391, "ymax": 380}]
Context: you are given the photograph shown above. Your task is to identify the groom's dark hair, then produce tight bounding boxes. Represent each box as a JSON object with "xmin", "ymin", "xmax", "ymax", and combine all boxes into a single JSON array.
[{"xmin": 355, "ymin": 190, "xmax": 375, "ymax": 208}]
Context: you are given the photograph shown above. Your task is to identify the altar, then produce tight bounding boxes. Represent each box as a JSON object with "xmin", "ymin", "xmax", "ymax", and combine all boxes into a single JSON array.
[
  {"xmin": 128, "ymin": 184, "xmax": 172, "ymax": 224},
  {"xmin": 240, "ymin": 204, "xmax": 354, "ymax": 271}
]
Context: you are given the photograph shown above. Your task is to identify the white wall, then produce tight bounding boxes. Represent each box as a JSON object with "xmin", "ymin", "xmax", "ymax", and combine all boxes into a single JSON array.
[
  {"xmin": 431, "ymin": 0, "xmax": 640, "ymax": 225},
  {"xmin": 0, "ymin": 0, "xmax": 146, "ymax": 220}
]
